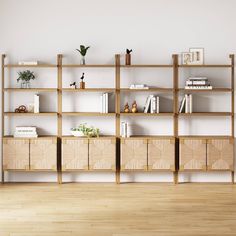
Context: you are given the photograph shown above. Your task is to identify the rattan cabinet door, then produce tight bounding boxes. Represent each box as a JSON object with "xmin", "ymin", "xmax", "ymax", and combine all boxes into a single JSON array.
[
  {"xmin": 3, "ymin": 138, "xmax": 30, "ymax": 170},
  {"xmin": 148, "ymin": 138, "xmax": 175, "ymax": 171},
  {"xmin": 121, "ymin": 138, "xmax": 147, "ymax": 170},
  {"xmin": 207, "ymin": 138, "xmax": 234, "ymax": 170},
  {"xmin": 62, "ymin": 138, "xmax": 89, "ymax": 170},
  {"xmin": 30, "ymin": 138, "xmax": 57, "ymax": 170},
  {"xmin": 179, "ymin": 138, "xmax": 207, "ymax": 170},
  {"xmin": 89, "ymin": 138, "xmax": 116, "ymax": 170}
]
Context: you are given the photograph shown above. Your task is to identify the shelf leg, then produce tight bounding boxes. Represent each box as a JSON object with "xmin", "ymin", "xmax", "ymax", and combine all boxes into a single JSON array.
[
  {"xmin": 116, "ymin": 170, "xmax": 120, "ymax": 184},
  {"xmin": 57, "ymin": 171, "xmax": 62, "ymax": 184},
  {"xmin": 174, "ymin": 171, "xmax": 178, "ymax": 184},
  {"xmin": 231, "ymin": 171, "xmax": 234, "ymax": 184}
]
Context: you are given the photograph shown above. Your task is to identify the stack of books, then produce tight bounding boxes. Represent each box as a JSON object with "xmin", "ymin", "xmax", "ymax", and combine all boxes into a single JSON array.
[
  {"xmin": 185, "ymin": 77, "xmax": 212, "ymax": 90},
  {"xmin": 179, "ymin": 94, "xmax": 193, "ymax": 113},
  {"xmin": 144, "ymin": 95, "xmax": 159, "ymax": 113},
  {"xmin": 130, "ymin": 84, "xmax": 149, "ymax": 90},
  {"xmin": 121, "ymin": 122, "xmax": 131, "ymax": 137},
  {"xmin": 100, "ymin": 93, "xmax": 109, "ymax": 113},
  {"xmin": 14, "ymin": 126, "xmax": 38, "ymax": 138}
]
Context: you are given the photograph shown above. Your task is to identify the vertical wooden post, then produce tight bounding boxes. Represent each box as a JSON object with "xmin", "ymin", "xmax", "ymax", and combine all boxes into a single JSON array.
[
  {"xmin": 1, "ymin": 54, "xmax": 6, "ymax": 183},
  {"xmin": 57, "ymin": 54, "xmax": 63, "ymax": 184},
  {"xmin": 115, "ymin": 54, "xmax": 120, "ymax": 184},
  {"xmin": 230, "ymin": 54, "xmax": 235, "ymax": 184},
  {"xmin": 172, "ymin": 54, "xmax": 179, "ymax": 184}
]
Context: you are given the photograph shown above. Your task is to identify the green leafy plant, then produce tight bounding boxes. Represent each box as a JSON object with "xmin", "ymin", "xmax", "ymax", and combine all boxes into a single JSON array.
[
  {"xmin": 17, "ymin": 70, "xmax": 35, "ymax": 82},
  {"xmin": 76, "ymin": 45, "xmax": 90, "ymax": 56},
  {"xmin": 71, "ymin": 123, "xmax": 99, "ymax": 138}
]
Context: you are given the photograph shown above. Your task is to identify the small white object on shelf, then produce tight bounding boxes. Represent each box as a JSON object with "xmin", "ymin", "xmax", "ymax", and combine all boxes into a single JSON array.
[
  {"xmin": 18, "ymin": 61, "xmax": 38, "ymax": 65},
  {"xmin": 71, "ymin": 130, "xmax": 84, "ymax": 137},
  {"xmin": 130, "ymin": 84, "xmax": 149, "ymax": 90},
  {"xmin": 100, "ymin": 93, "xmax": 109, "ymax": 113},
  {"xmin": 34, "ymin": 94, "xmax": 40, "ymax": 113},
  {"xmin": 14, "ymin": 126, "xmax": 38, "ymax": 138}
]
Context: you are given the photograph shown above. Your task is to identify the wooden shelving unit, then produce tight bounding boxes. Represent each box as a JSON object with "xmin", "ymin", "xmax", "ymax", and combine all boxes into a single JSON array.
[{"xmin": 1, "ymin": 53, "xmax": 234, "ymax": 184}]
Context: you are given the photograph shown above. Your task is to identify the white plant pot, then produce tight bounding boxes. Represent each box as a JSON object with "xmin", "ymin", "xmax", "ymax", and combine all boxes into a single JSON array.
[{"xmin": 71, "ymin": 130, "xmax": 84, "ymax": 137}]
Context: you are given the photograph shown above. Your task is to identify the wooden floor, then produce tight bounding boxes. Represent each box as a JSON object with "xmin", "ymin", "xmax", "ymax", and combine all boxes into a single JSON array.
[{"xmin": 0, "ymin": 183, "xmax": 236, "ymax": 236}]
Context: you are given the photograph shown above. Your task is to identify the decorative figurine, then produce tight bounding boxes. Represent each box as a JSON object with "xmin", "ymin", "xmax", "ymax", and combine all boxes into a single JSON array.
[
  {"xmin": 70, "ymin": 82, "xmax": 76, "ymax": 89},
  {"xmin": 15, "ymin": 105, "xmax": 28, "ymax": 113},
  {"xmin": 124, "ymin": 103, "xmax": 130, "ymax": 113},
  {"xmin": 131, "ymin": 101, "xmax": 138, "ymax": 113},
  {"xmin": 125, "ymin": 49, "xmax": 132, "ymax": 66},
  {"xmin": 80, "ymin": 73, "xmax": 85, "ymax": 89}
]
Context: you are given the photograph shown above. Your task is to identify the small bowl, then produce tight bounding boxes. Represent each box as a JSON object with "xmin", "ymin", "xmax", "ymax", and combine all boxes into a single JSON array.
[{"xmin": 71, "ymin": 130, "xmax": 84, "ymax": 137}]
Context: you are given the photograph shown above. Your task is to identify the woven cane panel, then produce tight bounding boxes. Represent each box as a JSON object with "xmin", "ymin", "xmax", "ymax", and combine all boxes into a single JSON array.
[
  {"xmin": 89, "ymin": 139, "xmax": 116, "ymax": 170},
  {"xmin": 121, "ymin": 139, "xmax": 147, "ymax": 170},
  {"xmin": 62, "ymin": 139, "xmax": 88, "ymax": 170},
  {"xmin": 148, "ymin": 139, "xmax": 175, "ymax": 171},
  {"xmin": 3, "ymin": 138, "xmax": 30, "ymax": 170},
  {"xmin": 180, "ymin": 138, "xmax": 206, "ymax": 170},
  {"xmin": 30, "ymin": 139, "xmax": 57, "ymax": 170},
  {"xmin": 207, "ymin": 138, "xmax": 234, "ymax": 170}
]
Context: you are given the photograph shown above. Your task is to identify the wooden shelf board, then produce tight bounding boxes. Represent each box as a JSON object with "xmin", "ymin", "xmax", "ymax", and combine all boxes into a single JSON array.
[
  {"xmin": 120, "ymin": 135, "xmax": 175, "ymax": 139},
  {"xmin": 120, "ymin": 112, "xmax": 174, "ymax": 116},
  {"xmin": 4, "ymin": 112, "xmax": 58, "ymax": 116},
  {"xmin": 62, "ymin": 135, "xmax": 116, "ymax": 139},
  {"xmin": 4, "ymin": 64, "xmax": 57, "ymax": 68},
  {"xmin": 179, "ymin": 65, "xmax": 232, "ymax": 68},
  {"xmin": 62, "ymin": 64, "xmax": 115, "ymax": 68},
  {"xmin": 178, "ymin": 112, "xmax": 232, "ymax": 116},
  {"xmin": 120, "ymin": 88, "xmax": 173, "ymax": 92},
  {"xmin": 4, "ymin": 88, "xmax": 58, "ymax": 92},
  {"xmin": 61, "ymin": 112, "xmax": 116, "ymax": 116},
  {"xmin": 178, "ymin": 88, "xmax": 232, "ymax": 92},
  {"xmin": 3, "ymin": 135, "xmax": 58, "ymax": 139},
  {"xmin": 178, "ymin": 135, "xmax": 232, "ymax": 138},
  {"xmin": 120, "ymin": 65, "xmax": 172, "ymax": 68},
  {"xmin": 62, "ymin": 88, "xmax": 115, "ymax": 92},
  {"xmin": 3, "ymin": 169, "xmax": 57, "ymax": 172}
]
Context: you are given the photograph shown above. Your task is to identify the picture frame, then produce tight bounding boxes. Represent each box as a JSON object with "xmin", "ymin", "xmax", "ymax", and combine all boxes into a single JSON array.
[
  {"xmin": 189, "ymin": 48, "xmax": 204, "ymax": 65},
  {"xmin": 182, "ymin": 52, "xmax": 193, "ymax": 65}
]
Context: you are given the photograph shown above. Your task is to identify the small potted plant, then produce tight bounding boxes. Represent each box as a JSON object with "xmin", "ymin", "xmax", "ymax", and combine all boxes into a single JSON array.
[
  {"xmin": 17, "ymin": 70, "xmax": 36, "ymax": 88},
  {"xmin": 76, "ymin": 45, "xmax": 90, "ymax": 65},
  {"xmin": 71, "ymin": 123, "xmax": 99, "ymax": 138}
]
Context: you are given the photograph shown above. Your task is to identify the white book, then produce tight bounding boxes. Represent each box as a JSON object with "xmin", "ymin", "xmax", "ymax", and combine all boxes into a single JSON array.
[
  {"xmin": 18, "ymin": 61, "xmax": 38, "ymax": 65},
  {"xmin": 156, "ymin": 96, "xmax": 160, "ymax": 113},
  {"xmin": 185, "ymin": 86, "xmax": 212, "ymax": 90},
  {"xmin": 121, "ymin": 122, "xmax": 125, "ymax": 137},
  {"xmin": 105, "ymin": 93, "xmax": 108, "ymax": 113},
  {"xmin": 179, "ymin": 96, "xmax": 186, "ymax": 113},
  {"xmin": 185, "ymin": 94, "xmax": 189, "ymax": 113},
  {"xmin": 102, "ymin": 94, "xmax": 105, "ymax": 113},
  {"xmin": 189, "ymin": 94, "xmax": 193, "ymax": 113},
  {"xmin": 189, "ymin": 77, "xmax": 207, "ymax": 80},
  {"xmin": 150, "ymin": 97, "xmax": 157, "ymax": 113},
  {"xmin": 100, "ymin": 95, "xmax": 103, "ymax": 113},
  {"xmin": 15, "ymin": 126, "xmax": 36, "ymax": 131},
  {"xmin": 34, "ymin": 94, "xmax": 40, "ymax": 113},
  {"xmin": 144, "ymin": 95, "xmax": 154, "ymax": 113},
  {"xmin": 14, "ymin": 133, "xmax": 38, "ymax": 138}
]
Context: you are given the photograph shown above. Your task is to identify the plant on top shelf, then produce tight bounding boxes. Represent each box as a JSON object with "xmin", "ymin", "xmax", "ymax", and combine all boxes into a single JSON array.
[
  {"xmin": 71, "ymin": 123, "xmax": 99, "ymax": 138},
  {"xmin": 17, "ymin": 70, "xmax": 36, "ymax": 88},
  {"xmin": 76, "ymin": 45, "xmax": 90, "ymax": 65}
]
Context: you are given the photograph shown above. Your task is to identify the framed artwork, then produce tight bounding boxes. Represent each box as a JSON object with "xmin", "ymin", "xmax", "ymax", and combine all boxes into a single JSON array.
[
  {"xmin": 182, "ymin": 52, "xmax": 193, "ymax": 65},
  {"xmin": 189, "ymin": 48, "xmax": 204, "ymax": 65}
]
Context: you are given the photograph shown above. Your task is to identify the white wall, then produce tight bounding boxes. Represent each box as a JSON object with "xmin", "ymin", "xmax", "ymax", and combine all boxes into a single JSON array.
[{"xmin": 0, "ymin": 0, "xmax": 236, "ymax": 182}]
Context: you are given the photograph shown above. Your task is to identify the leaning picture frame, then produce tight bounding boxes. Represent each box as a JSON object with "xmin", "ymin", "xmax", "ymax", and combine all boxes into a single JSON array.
[
  {"xmin": 182, "ymin": 52, "xmax": 193, "ymax": 65},
  {"xmin": 189, "ymin": 48, "xmax": 204, "ymax": 65}
]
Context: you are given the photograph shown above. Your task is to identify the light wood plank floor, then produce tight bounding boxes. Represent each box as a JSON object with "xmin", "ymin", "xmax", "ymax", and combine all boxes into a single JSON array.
[{"xmin": 0, "ymin": 183, "xmax": 236, "ymax": 236}]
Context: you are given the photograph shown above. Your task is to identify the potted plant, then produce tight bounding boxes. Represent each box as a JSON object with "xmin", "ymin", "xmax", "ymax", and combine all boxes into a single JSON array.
[
  {"xmin": 71, "ymin": 123, "xmax": 99, "ymax": 138},
  {"xmin": 76, "ymin": 45, "xmax": 90, "ymax": 65},
  {"xmin": 17, "ymin": 70, "xmax": 36, "ymax": 88}
]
